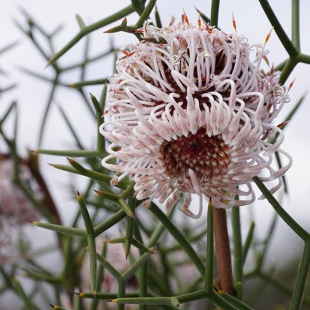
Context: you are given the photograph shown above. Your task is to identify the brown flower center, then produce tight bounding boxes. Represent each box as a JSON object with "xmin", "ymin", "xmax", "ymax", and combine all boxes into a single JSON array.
[{"xmin": 160, "ymin": 128, "xmax": 231, "ymax": 180}]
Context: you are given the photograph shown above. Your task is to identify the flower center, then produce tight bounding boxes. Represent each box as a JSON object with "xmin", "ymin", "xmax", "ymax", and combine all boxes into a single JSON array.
[{"xmin": 160, "ymin": 128, "xmax": 231, "ymax": 180}]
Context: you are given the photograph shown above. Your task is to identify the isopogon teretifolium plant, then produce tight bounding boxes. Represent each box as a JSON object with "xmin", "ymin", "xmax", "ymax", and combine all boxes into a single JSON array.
[{"xmin": 1, "ymin": 1, "xmax": 310, "ymax": 310}]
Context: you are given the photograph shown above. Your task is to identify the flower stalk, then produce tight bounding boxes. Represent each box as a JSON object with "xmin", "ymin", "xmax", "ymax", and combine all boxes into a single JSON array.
[{"xmin": 213, "ymin": 207, "xmax": 234, "ymax": 296}]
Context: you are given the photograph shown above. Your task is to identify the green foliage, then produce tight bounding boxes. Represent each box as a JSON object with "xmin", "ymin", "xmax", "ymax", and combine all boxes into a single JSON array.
[{"xmin": 0, "ymin": 1, "xmax": 309, "ymax": 310}]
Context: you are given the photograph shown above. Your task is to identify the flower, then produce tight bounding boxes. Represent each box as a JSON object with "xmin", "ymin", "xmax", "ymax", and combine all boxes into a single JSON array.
[
  {"xmin": 0, "ymin": 154, "xmax": 41, "ymax": 263},
  {"xmin": 0, "ymin": 154, "xmax": 40, "ymax": 224},
  {"xmin": 99, "ymin": 15, "xmax": 292, "ymax": 218}
]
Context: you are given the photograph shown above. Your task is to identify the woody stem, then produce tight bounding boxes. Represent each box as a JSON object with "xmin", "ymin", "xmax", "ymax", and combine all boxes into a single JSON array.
[{"xmin": 213, "ymin": 207, "xmax": 234, "ymax": 296}]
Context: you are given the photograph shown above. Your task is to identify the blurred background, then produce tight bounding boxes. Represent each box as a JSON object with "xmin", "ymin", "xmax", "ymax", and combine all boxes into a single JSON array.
[{"xmin": 1, "ymin": 0, "xmax": 310, "ymax": 309}]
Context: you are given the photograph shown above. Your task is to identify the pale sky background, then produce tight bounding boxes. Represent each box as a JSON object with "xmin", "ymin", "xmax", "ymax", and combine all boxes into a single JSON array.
[{"xmin": 1, "ymin": 0, "xmax": 310, "ymax": 307}]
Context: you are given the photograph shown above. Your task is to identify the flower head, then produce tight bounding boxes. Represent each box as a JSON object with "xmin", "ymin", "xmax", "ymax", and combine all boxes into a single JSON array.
[{"xmin": 100, "ymin": 15, "xmax": 292, "ymax": 218}]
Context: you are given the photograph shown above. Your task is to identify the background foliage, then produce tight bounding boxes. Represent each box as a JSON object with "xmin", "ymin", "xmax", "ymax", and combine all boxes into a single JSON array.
[{"xmin": 0, "ymin": 1, "xmax": 309, "ymax": 309}]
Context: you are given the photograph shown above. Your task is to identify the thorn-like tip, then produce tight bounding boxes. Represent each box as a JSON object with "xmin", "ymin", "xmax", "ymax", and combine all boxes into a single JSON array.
[
  {"xmin": 44, "ymin": 61, "xmax": 51, "ymax": 69},
  {"xmin": 195, "ymin": 6, "xmax": 201, "ymax": 13},
  {"xmin": 213, "ymin": 286, "xmax": 222, "ymax": 294}
]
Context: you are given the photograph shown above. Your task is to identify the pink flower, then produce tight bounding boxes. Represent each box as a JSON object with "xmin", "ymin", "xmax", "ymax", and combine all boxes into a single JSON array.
[
  {"xmin": 0, "ymin": 154, "xmax": 40, "ymax": 263},
  {"xmin": 0, "ymin": 155, "xmax": 40, "ymax": 224},
  {"xmin": 100, "ymin": 16, "xmax": 292, "ymax": 218}
]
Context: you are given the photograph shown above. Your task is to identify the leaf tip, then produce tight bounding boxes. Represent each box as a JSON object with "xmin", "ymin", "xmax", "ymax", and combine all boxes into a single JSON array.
[
  {"xmin": 195, "ymin": 6, "xmax": 201, "ymax": 14},
  {"xmin": 75, "ymin": 291, "xmax": 84, "ymax": 297},
  {"xmin": 77, "ymin": 191, "xmax": 82, "ymax": 200},
  {"xmin": 44, "ymin": 61, "xmax": 51, "ymax": 69}
]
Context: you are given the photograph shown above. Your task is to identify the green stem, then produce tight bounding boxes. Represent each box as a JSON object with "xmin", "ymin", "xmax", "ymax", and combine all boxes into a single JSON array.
[
  {"xmin": 205, "ymin": 201, "xmax": 214, "ymax": 293},
  {"xmin": 48, "ymin": 5, "xmax": 135, "ymax": 65},
  {"xmin": 135, "ymin": 0, "xmax": 157, "ymax": 28},
  {"xmin": 242, "ymin": 222, "xmax": 255, "ymax": 265},
  {"xmin": 68, "ymin": 78, "xmax": 108, "ymax": 88},
  {"xmin": 78, "ymin": 193, "xmax": 97, "ymax": 295},
  {"xmin": 110, "ymin": 288, "xmax": 243, "ymax": 309},
  {"xmin": 35, "ymin": 149, "xmax": 100, "ymax": 157},
  {"xmin": 18, "ymin": 67, "xmax": 65, "ymax": 85},
  {"xmin": 149, "ymin": 203, "xmax": 205, "ymax": 276},
  {"xmin": 121, "ymin": 250, "xmax": 153, "ymax": 282},
  {"xmin": 32, "ymin": 221, "xmax": 87, "ymax": 237},
  {"xmin": 253, "ymin": 177, "xmax": 309, "ymax": 241},
  {"xmin": 54, "ymin": 160, "xmax": 131, "ymax": 189},
  {"xmin": 210, "ymin": 0, "xmax": 220, "ymax": 27},
  {"xmin": 273, "ymin": 58, "xmax": 289, "ymax": 72},
  {"xmin": 279, "ymin": 57, "xmax": 298, "ymax": 84},
  {"xmin": 298, "ymin": 53, "xmax": 310, "ymax": 64},
  {"xmin": 256, "ymin": 213, "xmax": 278, "ymax": 271},
  {"xmin": 214, "ymin": 289, "xmax": 254, "ymax": 310},
  {"xmin": 94, "ymin": 209, "xmax": 127, "ymax": 237},
  {"xmin": 131, "ymin": 0, "xmax": 145, "ymax": 15},
  {"xmin": 134, "ymin": 222, "xmax": 148, "ymax": 310},
  {"xmin": 146, "ymin": 221, "xmax": 167, "ymax": 247},
  {"xmin": 38, "ymin": 80, "xmax": 58, "ymax": 148},
  {"xmin": 97, "ymin": 84, "xmax": 108, "ymax": 152},
  {"xmin": 154, "ymin": 5, "xmax": 162, "ymax": 28},
  {"xmin": 56, "ymin": 104, "xmax": 84, "ymax": 149},
  {"xmin": 117, "ymin": 280, "xmax": 126, "ymax": 310},
  {"xmin": 289, "ymin": 241, "xmax": 310, "ymax": 310},
  {"xmin": 231, "ymin": 207, "xmax": 243, "ymax": 299},
  {"xmin": 259, "ymin": 0, "xmax": 299, "ymax": 58},
  {"xmin": 79, "ymin": 292, "xmax": 139, "ymax": 299},
  {"xmin": 62, "ymin": 48, "xmax": 114, "ymax": 71},
  {"xmin": 13, "ymin": 277, "xmax": 33, "ymax": 310},
  {"xmin": 291, "ymin": 0, "xmax": 300, "ymax": 50}
]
